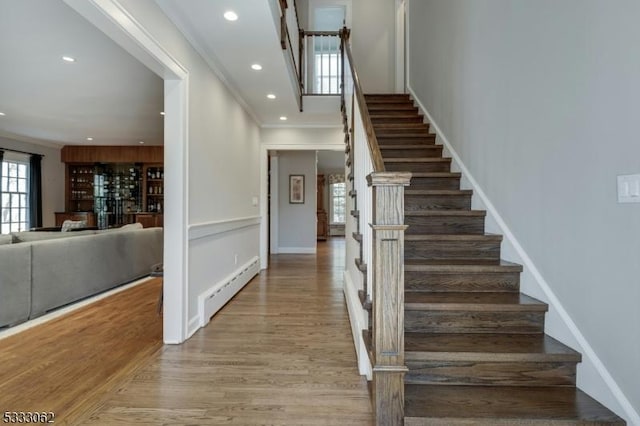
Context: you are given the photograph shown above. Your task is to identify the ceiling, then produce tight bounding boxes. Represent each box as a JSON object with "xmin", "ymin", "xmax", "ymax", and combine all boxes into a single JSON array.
[
  {"xmin": 0, "ymin": 0, "xmax": 164, "ymax": 147},
  {"xmin": 156, "ymin": 0, "xmax": 341, "ymax": 127},
  {"xmin": 0, "ymin": 0, "xmax": 339, "ymax": 148}
]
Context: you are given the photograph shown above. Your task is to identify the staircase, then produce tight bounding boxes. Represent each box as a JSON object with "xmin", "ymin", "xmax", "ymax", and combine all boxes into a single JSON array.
[{"xmin": 357, "ymin": 93, "xmax": 625, "ymax": 425}]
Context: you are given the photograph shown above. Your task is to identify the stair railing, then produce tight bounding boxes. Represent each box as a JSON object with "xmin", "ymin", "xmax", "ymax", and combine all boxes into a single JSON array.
[
  {"xmin": 340, "ymin": 27, "xmax": 411, "ymax": 425},
  {"xmin": 300, "ymin": 31, "xmax": 342, "ymax": 96},
  {"xmin": 278, "ymin": 0, "xmax": 303, "ymax": 111}
]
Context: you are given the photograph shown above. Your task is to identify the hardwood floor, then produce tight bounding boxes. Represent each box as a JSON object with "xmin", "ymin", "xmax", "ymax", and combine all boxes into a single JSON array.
[
  {"xmin": 0, "ymin": 238, "xmax": 372, "ymax": 425},
  {"xmin": 0, "ymin": 278, "xmax": 163, "ymax": 424}
]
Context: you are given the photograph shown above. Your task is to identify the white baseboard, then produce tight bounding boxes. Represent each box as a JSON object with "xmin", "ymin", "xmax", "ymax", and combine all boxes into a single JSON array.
[
  {"xmin": 187, "ymin": 315, "xmax": 200, "ymax": 339},
  {"xmin": 408, "ymin": 85, "xmax": 639, "ymax": 425},
  {"xmin": 277, "ymin": 247, "xmax": 317, "ymax": 254},
  {"xmin": 197, "ymin": 256, "xmax": 260, "ymax": 328},
  {"xmin": 343, "ymin": 270, "xmax": 372, "ymax": 379}
]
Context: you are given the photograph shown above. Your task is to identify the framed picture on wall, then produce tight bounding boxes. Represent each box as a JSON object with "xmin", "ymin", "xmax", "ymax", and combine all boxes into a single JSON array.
[{"xmin": 289, "ymin": 175, "xmax": 305, "ymax": 204}]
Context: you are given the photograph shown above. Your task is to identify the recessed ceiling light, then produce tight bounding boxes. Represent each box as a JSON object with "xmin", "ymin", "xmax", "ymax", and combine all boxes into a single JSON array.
[
  {"xmin": 139, "ymin": 141, "xmax": 145, "ymax": 145},
  {"xmin": 279, "ymin": 116, "xmax": 288, "ymax": 121},
  {"xmin": 62, "ymin": 56, "xmax": 76, "ymax": 62},
  {"xmin": 267, "ymin": 94, "xmax": 276, "ymax": 99},
  {"xmin": 86, "ymin": 137, "xmax": 93, "ymax": 141},
  {"xmin": 0, "ymin": 112, "xmax": 5, "ymax": 116},
  {"xmin": 251, "ymin": 64, "xmax": 263, "ymax": 71},
  {"xmin": 224, "ymin": 11, "xmax": 238, "ymax": 21},
  {"xmin": 160, "ymin": 111, "xmax": 165, "ymax": 116}
]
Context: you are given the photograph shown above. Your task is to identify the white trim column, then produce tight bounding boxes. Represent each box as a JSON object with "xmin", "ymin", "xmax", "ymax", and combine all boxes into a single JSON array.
[
  {"xmin": 395, "ymin": 0, "xmax": 406, "ymax": 93},
  {"xmin": 64, "ymin": 0, "xmax": 190, "ymax": 344}
]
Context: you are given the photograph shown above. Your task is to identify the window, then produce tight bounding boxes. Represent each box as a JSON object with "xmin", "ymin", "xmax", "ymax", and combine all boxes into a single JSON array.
[
  {"xmin": 1, "ymin": 160, "xmax": 30, "ymax": 233},
  {"xmin": 314, "ymin": 52, "xmax": 342, "ymax": 94},
  {"xmin": 330, "ymin": 182, "xmax": 345, "ymax": 224}
]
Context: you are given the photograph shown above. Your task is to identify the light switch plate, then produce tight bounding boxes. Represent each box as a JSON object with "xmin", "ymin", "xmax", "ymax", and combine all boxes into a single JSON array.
[
  {"xmin": 252, "ymin": 196, "xmax": 259, "ymax": 206},
  {"xmin": 617, "ymin": 174, "xmax": 640, "ymax": 203}
]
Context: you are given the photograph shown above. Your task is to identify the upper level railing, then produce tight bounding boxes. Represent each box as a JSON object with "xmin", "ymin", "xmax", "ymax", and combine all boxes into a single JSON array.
[
  {"xmin": 278, "ymin": 0, "xmax": 303, "ymax": 110},
  {"xmin": 340, "ymin": 28, "xmax": 385, "ymax": 172},
  {"xmin": 301, "ymin": 31, "xmax": 341, "ymax": 96}
]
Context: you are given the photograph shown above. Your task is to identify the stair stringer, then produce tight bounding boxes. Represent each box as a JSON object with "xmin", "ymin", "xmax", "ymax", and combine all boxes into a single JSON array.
[
  {"xmin": 408, "ymin": 85, "xmax": 639, "ymax": 426},
  {"xmin": 344, "ymin": 269, "xmax": 372, "ymax": 378}
]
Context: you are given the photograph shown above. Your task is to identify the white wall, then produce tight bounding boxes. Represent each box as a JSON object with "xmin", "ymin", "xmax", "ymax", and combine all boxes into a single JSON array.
[
  {"xmin": 261, "ymin": 126, "xmax": 343, "ymax": 147},
  {"xmin": 117, "ymin": 0, "xmax": 261, "ymax": 337},
  {"xmin": 297, "ymin": 0, "xmax": 395, "ymax": 92},
  {"xmin": 407, "ymin": 1, "xmax": 640, "ymax": 422},
  {"xmin": 277, "ymin": 150, "xmax": 316, "ymax": 252},
  {"xmin": 351, "ymin": 0, "xmax": 395, "ymax": 92},
  {"xmin": 0, "ymin": 137, "xmax": 64, "ymax": 228}
]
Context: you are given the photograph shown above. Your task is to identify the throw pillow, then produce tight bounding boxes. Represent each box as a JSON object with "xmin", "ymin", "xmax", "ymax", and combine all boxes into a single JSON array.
[
  {"xmin": 61, "ymin": 220, "xmax": 87, "ymax": 232},
  {"xmin": 0, "ymin": 234, "xmax": 12, "ymax": 245},
  {"xmin": 119, "ymin": 223, "xmax": 144, "ymax": 231}
]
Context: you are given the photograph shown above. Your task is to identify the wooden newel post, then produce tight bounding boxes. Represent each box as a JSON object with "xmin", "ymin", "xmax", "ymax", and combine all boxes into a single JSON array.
[{"xmin": 367, "ymin": 171, "xmax": 411, "ymax": 426}]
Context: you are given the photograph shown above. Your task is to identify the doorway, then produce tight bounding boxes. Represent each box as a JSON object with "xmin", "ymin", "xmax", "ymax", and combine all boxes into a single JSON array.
[{"xmin": 64, "ymin": 0, "xmax": 189, "ymax": 344}]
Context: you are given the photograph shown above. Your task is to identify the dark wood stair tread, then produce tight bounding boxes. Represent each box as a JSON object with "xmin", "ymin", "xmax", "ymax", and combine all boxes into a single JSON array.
[
  {"xmin": 385, "ymin": 157, "xmax": 451, "ymax": 163},
  {"xmin": 366, "ymin": 99, "xmax": 414, "ymax": 105},
  {"xmin": 405, "ymin": 333, "xmax": 581, "ymax": 362},
  {"xmin": 367, "ymin": 104, "xmax": 418, "ymax": 110},
  {"xmin": 358, "ymin": 290, "xmax": 372, "ymax": 310},
  {"xmin": 404, "ymin": 258, "xmax": 505, "ymax": 266},
  {"xmin": 404, "ymin": 384, "xmax": 625, "ymax": 424},
  {"xmin": 370, "ymin": 113, "xmax": 422, "ymax": 118},
  {"xmin": 411, "ymin": 172, "xmax": 461, "ymax": 178},
  {"xmin": 405, "ymin": 210, "xmax": 485, "ymax": 217},
  {"xmin": 374, "ymin": 122, "xmax": 428, "ymax": 127},
  {"xmin": 379, "ymin": 144, "xmax": 441, "ymax": 149},
  {"xmin": 405, "ymin": 259, "xmax": 521, "ymax": 272},
  {"xmin": 365, "ymin": 93, "xmax": 411, "ymax": 97},
  {"xmin": 405, "ymin": 292, "xmax": 548, "ymax": 312},
  {"xmin": 406, "ymin": 189, "xmax": 472, "ymax": 195},
  {"xmin": 376, "ymin": 132, "xmax": 432, "ymax": 137},
  {"xmin": 406, "ymin": 234, "xmax": 502, "ymax": 242},
  {"xmin": 377, "ymin": 133, "xmax": 435, "ymax": 138}
]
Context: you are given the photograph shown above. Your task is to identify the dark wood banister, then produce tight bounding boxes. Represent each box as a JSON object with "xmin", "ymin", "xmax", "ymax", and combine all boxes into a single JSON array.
[
  {"xmin": 340, "ymin": 27, "xmax": 386, "ymax": 172},
  {"xmin": 304, "ymin": 30, "xmax": 340, "ymax": 37},
  {"xmin": 279, "ymin": 0, "xmax": 303, "ymax": 111}
]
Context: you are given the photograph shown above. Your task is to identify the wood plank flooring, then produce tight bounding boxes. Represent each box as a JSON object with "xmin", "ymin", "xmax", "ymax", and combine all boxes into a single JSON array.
[
  {"xmin": 0, "ymin": 238, "xmax": 372, "ymax": 425},
  {"xmin": 0, "ymin": 278, "xmax": 163, "ymax": 424}
]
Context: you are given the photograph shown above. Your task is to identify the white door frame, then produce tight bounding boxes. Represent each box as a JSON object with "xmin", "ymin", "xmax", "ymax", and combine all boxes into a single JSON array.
[
  {"xmin": 395, "ymin": 0, "xmax": 406, "ymax": 93},
  {"xmin": 63, "ymin": 0, "xmax": 190, "ymax": 344},
  {"xmin": 260, "ymin": 143, "xmax": 342, "ymax": 269}
]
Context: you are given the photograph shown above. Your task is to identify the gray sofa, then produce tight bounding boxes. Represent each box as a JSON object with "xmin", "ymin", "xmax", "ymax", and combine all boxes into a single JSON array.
[{"xmin": 0, "ymin": 227, "xmax": 162, "ymax": 328}]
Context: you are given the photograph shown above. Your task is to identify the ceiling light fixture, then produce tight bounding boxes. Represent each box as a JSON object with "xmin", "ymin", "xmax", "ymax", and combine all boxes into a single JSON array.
[
  {"xmin": 86, "ymin": 137, "xmax": 93, "ymax": 141},
  {"xmin": 267, "ymin": 94, "xmax": 276, "ymax": 99},
  {"xmin": 251, "ymin": 64, "xmax": 263, "ymax": 71},
  {"xmin": 224, "ymin": 11, "xmax": 238, "ymax": 21},
  {"xmin": 279, "ymin": 116, "xmax": 288, "ymax": 121},
  {"xmin": 0, "ymin": 112, "xmax": 5, "ymax": 116},
  {"xmin": 62, "ymin": 56, "xmax": 76, "ymax": 62}
]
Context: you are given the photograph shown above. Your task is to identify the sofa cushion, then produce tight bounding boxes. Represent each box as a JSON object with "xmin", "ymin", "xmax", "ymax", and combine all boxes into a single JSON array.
[
  {"xmin": 0, "ymin": 234, "xmax": 12, "ymax": 245},
  {"xmin": 0, "ymin": 243, "xmax": 31, "ymax": 327},
  {"xmin": 29, "ymin": 228, "xmax": 163, "ymax": 319},
  {"xmin": 12, "ymin": 230, "xmax": 96, "ymax": 243},
  {"xmin": 120, "ymin": 223, "xmax": 143, "ymax": 231}
]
